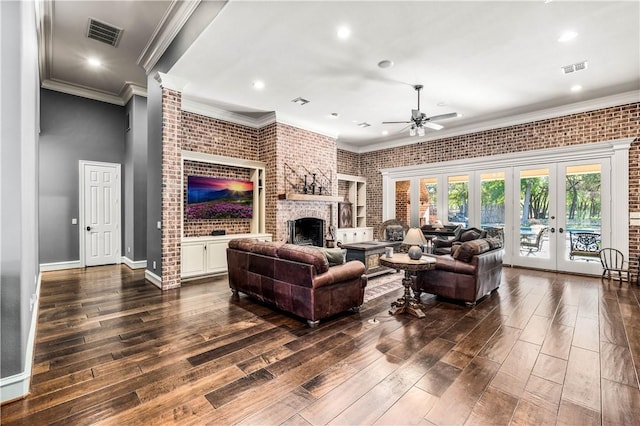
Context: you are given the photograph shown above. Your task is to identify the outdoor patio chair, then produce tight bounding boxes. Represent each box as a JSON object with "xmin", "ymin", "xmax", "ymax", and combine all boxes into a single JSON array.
[{"xmin": 519, "ymin": 226, "xmax": 548, "ymax": 255}]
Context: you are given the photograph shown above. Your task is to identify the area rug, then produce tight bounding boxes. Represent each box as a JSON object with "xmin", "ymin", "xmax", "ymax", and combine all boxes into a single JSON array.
[{"xmin": 363, "ymin": 271, "xmax": 404, "ymax": 303}]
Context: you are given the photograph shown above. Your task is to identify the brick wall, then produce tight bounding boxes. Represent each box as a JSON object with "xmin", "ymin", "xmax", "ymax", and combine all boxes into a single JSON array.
[
  {"xmin": 344, "ymin": 102, "xmax": 640, "ymax": 279},
  {"xmin": 272, "ymin": 123, "xmax": 338, "ymax": 242}
]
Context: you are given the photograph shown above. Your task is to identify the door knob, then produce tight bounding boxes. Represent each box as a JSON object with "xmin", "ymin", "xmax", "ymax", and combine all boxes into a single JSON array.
[
  {"xmin": 86, "ymin": 226, "xmax": 92, "ymax": 231},
  {"xmin": 558, "ymin": 228, "xmax": 564, "ymax": 233},
  {"xmin": 550, "ymin": 228, "xmax": 556, "ymax": 233}
]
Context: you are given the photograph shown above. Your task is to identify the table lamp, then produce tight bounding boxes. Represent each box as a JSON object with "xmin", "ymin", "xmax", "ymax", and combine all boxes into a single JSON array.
[{"xmin": 403, "ymin": 227, "xmax": 427, "ymax": 260}]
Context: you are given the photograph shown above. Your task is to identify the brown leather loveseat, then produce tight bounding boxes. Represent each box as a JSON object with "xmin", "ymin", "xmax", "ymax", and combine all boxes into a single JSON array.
[
  {"xmin": 227, "ymin": 238, "xmax": 367, "ymax": 327},
  {"xmin": 412, "ymin": 237, "xmax": 503, "ymax": 306}
]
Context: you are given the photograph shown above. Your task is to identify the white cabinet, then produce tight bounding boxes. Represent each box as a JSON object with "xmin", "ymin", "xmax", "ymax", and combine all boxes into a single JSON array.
[
  {"xmin": 336, "ymin": 227, "xmax": 373, "ymax": 245},
  {"xmin": 181, "ymin": 233, "xmax": 272, "ymax": 278}
]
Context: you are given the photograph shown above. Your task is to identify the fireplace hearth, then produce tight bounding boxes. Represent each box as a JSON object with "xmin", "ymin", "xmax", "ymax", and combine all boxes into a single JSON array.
[{"xmin": 287, "ymin": 217, "xmax": 325, "ymax": 247}]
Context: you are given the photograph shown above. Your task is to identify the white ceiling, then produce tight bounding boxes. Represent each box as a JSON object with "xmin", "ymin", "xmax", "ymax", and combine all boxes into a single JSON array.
[{"xmin": 41, "ymin": 1, "xmax": 640, "ymax": 151}]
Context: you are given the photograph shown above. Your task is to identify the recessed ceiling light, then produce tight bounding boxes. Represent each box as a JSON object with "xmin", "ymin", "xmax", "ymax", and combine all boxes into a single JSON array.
[
  {"xmin": 253, "ymin": 80, "xmax": 265, "ymax": 90},
  {"xmin": 381, "ymin": 130, "xmax": 389, "ymax": 136},
  {"xmin": 377, "ymin": 60, "xmax": 394, "ymax": 69},
  {"xmin": 337, "ymin": 26, "xmax": 351, "ymax": 40},
  {"xmin": 558, "ymin": 31, "xmax": 578, "ymax": 42},
  {"xmin": 437, "ymin": 101, "xmax": 447, "ymax": 107},
  {"xmin": 87, "ymin": 57, "xmax": 101, "ymax": 67},
  {"xmin": 571, "ymin": 84, "xmax": 583, "ymax": 92}
]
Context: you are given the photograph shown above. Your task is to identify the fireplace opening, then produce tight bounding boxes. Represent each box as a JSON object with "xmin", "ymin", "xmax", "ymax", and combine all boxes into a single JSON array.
[{"xmin": 287, "ymin": 217, "xmax": 325, "ymax": 247}]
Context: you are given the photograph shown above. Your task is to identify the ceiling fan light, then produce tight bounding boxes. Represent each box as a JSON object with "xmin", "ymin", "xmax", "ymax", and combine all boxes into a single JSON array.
[
  {"xmin": 417, "ymin": 127, "xmax": 425, "ymax": 136},
  {"xmin": 409, "ymin": 127, "xmax": 416, "ymax": 136}
]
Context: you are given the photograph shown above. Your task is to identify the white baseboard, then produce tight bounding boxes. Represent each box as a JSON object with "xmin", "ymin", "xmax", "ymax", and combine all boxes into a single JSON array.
[
  {"xmin": 39, "ymin": 260, "xmax": 81, "ymax": 272},
  {"xmin": 145, "ymin": 270, "xmax": 162, "ymax": 289},
  {"xmin": 121, "ymin": 256, "xmax": 147, "ymax": 269},
  {"xmin": 0, "ymin": 273, "xmax": 41, "ymax": 403}
]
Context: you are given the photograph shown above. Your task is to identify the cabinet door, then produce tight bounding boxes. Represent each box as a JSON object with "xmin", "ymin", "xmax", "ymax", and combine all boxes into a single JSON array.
[
  {"xmin": 358, "ymin": 228, "xmax": 372, "ymax": 242},
  {"xmin": 182, "ymin": 242, "xmax": 206, "ymax": 277},
  {"xmin": 205, "ymin": 241, "xmax": 228, "ymax": 274}
]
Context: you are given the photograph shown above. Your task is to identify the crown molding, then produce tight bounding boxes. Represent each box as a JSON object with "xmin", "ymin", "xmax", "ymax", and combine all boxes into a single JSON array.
[
  {"xmin": 137, "ymin": 0, "xmax": 201, "ymax": 73},
  {"xmin": 35, "ymin": 0, "xmax": 53, "ymax": 83},
  {"xmin": 41, "ymin": 79, "xmax": 125, "ymax": 105},
  {"xmin": 41, "ymin": 79, "xmax": 148, "ymax": 106},
  {"xmin": 344, "ymin": 90, "xmax": 640, "ymax": 154},
  {"xmin": 154, "ymin": 72, "xmax": 189, "ymax": 93},
  {"xmin": 181, "ymin": 98, "xmax": 275, "ymax": 129},
  {"xmin": 274, "ymin": 113, "xmax": 339, "ymax": 139},
  {"xmin": 120, "ymin": 83, "xmax": 148, "ymax": 105}
]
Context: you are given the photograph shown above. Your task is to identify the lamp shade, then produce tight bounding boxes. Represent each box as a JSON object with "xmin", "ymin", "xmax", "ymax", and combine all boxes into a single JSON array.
[
  {"xmin": 403, "ymin": 227, "xmax": 427, "ymax": 246},
  {"xmin": 403, "ymin": 227, "xmax": 426, "ymax": 260}
]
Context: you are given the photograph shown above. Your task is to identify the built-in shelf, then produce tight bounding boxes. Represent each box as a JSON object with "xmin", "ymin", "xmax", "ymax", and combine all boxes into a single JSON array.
[{"xmin": 278, "ymin": 193, "xmax": 343, "ymax": 202}]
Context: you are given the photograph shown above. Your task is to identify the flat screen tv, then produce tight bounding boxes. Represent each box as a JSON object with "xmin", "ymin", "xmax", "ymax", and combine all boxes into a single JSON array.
[{"xmin": 186, "ymin": 176, "xmax": 253, "ymax": 219}]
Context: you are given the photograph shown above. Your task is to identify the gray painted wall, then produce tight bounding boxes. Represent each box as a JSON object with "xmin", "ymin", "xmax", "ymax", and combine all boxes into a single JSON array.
[
  {"xmin": 39, "ymin": 89, "xmax": 125, "ymax": 264},
  {"xmin": 124, "ymin": 95, "xmax": 148, "ymax": 262},
  {"xmin": 1, "ymin": 0, "xmax": 40, "ymax": 381}
]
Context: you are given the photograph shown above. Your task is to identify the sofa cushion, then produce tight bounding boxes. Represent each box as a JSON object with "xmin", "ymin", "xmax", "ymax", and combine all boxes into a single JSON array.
[
  {"xmin": 319, "ymin": 248, "xmax": 347, "ymax": 266},
  {"xmin": 251, "ymin": 241, "xmax": 283, "ymax": 257},
  {"xmin": 453, "ymin": 239, "xmax": 491, "ymax": 263},
  {"xmin": 277, "ymin": 244, "xmax": 330, "ymax": 274},
  {"xmin": 385, "ymin": 225, "xmax": 405, "ymax": 241},
  {"xmin": 228, "ymin": 238, "xmax": 259, "ymax": 252}
]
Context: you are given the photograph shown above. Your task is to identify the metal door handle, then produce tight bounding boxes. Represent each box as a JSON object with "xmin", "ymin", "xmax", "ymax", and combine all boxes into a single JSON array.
[
  {"xmin": 558, "ymin": 228, "xmax": 564, "ymax": 233},
  {"xmin": 86, "ymin": 226, "xmax": 92, "ymax": 231},
  {"xmin": 550, "ymin": 228, "xmax": 555, "ymax": 233}
]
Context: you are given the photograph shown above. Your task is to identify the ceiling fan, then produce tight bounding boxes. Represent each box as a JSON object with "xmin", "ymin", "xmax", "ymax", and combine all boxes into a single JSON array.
[{"xmin": 382, "ymin": 85, "xmax": 458, "ymax": 136}]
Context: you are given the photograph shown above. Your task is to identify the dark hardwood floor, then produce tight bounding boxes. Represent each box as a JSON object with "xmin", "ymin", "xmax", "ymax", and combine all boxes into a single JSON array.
[{"xmin": 2, "ymin": 265, "xmax": 640, "ymax": 425}]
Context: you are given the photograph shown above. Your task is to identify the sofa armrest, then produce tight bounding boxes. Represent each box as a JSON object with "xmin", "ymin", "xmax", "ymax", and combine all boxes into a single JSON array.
[
  {"xmin": 313, "ymin": 260, "xmax": 366, "ymax": 288},
  {"xmin": 423, "ymin": 254, "xmax": 475, "ymax": 275}
]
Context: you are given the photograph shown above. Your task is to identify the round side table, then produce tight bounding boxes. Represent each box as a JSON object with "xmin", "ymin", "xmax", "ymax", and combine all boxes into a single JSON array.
[{"xmin": 379, "ymin": 253, "xmax": 436, "ymax": 318}]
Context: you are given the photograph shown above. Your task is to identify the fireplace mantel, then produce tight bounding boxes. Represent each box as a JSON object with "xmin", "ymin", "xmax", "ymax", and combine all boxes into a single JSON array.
[{"xmin": 278, "ymin": 193, "xmax": 343, "ymax": 202}]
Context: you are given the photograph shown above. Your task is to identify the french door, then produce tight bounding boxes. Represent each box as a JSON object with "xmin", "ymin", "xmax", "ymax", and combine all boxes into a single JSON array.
[{"xmin": 513, "ymin": 159, "xmax": 609, "ymax": 275}]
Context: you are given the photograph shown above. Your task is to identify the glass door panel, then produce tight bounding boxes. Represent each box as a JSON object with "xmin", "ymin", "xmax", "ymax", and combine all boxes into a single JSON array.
[
  {"xmin": 557, "ymin": 161, "xmax": 606, "ymax": 275},
  {"xmin": 480, "ymin": 171, "xmax": 506, "ymax": 244},
  {"xmin": 420, "ymin": 177, "xmax": 438, "ymax": 226},
  {"xmin": 514, "ymin": 167, "xmax": 554, "ymax": 269},
  {"xmin": 447, "ymin": 175, "xmax": 469, "ymax": 227},
  {"xmin": 395, "ymin": 180, "xmax": 411, "ymax": 224}
]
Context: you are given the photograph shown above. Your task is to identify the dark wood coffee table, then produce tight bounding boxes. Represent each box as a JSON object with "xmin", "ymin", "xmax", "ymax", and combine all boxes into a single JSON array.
[
  {"xmin": 340, "ymin": 241, "xmax": 401, "ymax": 278},
  {"xmin": 379, "ymin": 253, "xmax": 436, "ymax": 318}
]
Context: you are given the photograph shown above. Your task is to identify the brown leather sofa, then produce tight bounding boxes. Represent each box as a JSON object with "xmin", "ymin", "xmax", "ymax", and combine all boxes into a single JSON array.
[
  {"xmin": 412, "ymin": 237, "xmax": 503, "ymax": 306},
  {"xmin": 227, "ymin": 238, "xmax": 367, "ymax": 327}
]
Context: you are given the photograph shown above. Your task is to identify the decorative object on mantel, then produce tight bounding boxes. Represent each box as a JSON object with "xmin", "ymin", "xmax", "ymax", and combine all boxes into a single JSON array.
[
  {"xmin": 280, "ymin": 163, "xmax": 341, "ymax": 201},
  {"xmin": 326, "ymin": 225, "xmax": 336, "ymax": 248}
]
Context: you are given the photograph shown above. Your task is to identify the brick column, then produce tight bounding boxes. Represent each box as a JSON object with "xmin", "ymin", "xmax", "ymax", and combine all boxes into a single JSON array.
[{"xmin": 161, "ymin": 88, "xmax": 182, "ymax": 290}]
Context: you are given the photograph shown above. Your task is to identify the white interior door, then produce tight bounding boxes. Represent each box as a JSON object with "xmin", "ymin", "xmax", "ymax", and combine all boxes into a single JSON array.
[{"xmin": 82, "ymin": 162, "xmax": 121, "ymax": 266}]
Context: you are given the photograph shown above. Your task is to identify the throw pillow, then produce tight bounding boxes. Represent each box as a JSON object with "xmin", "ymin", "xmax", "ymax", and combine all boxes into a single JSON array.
[
  {"xmin": 320, "ymin": 248, "xmax": 347, "ymax": 266},
  {"xmin": 460, "ymin": 230, "xmax": 480, "ymax": 242},
  {"xmin": 453, "ymin": 239, "xmax": 491, "ymax": 263},
  {"xmin": 385, "ymin": 225, "xmax": 405, "ymax": 242}
]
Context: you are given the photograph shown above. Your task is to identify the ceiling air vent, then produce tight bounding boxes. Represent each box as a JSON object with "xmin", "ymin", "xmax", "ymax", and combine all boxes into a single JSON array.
[
  {"xmin": 561, "ymin": 60, "xmax": 588, "ymax": 74},
  {"xmin": 291, "ymin": 97, "xmax": 310, "ymax": 106},
  {"xmin": 87, "ymin": 18, "xmax": 123, "ymax": 47}
]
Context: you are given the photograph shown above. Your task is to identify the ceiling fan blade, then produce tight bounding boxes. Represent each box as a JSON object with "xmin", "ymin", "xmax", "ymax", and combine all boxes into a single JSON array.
[
  {"xmin": 424, "ymin": 122, "xmax": 444, "ymax": 131},
  {"xmin": 427, "ymin": 112, "xmax": 459, "ymax": 121},
  {"xmin": 382, "ymin": 121, "xmax": 412, "ymax": 124},
  {"xmin": 398, "ymin": 124, "xmax": 412, "ymax": 133}
]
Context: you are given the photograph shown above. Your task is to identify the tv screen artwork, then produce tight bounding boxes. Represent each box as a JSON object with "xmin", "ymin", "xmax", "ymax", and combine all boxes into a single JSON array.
[{"xmin": 186, "ymin": 176, "xmax": 253, "ymax": 219}]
